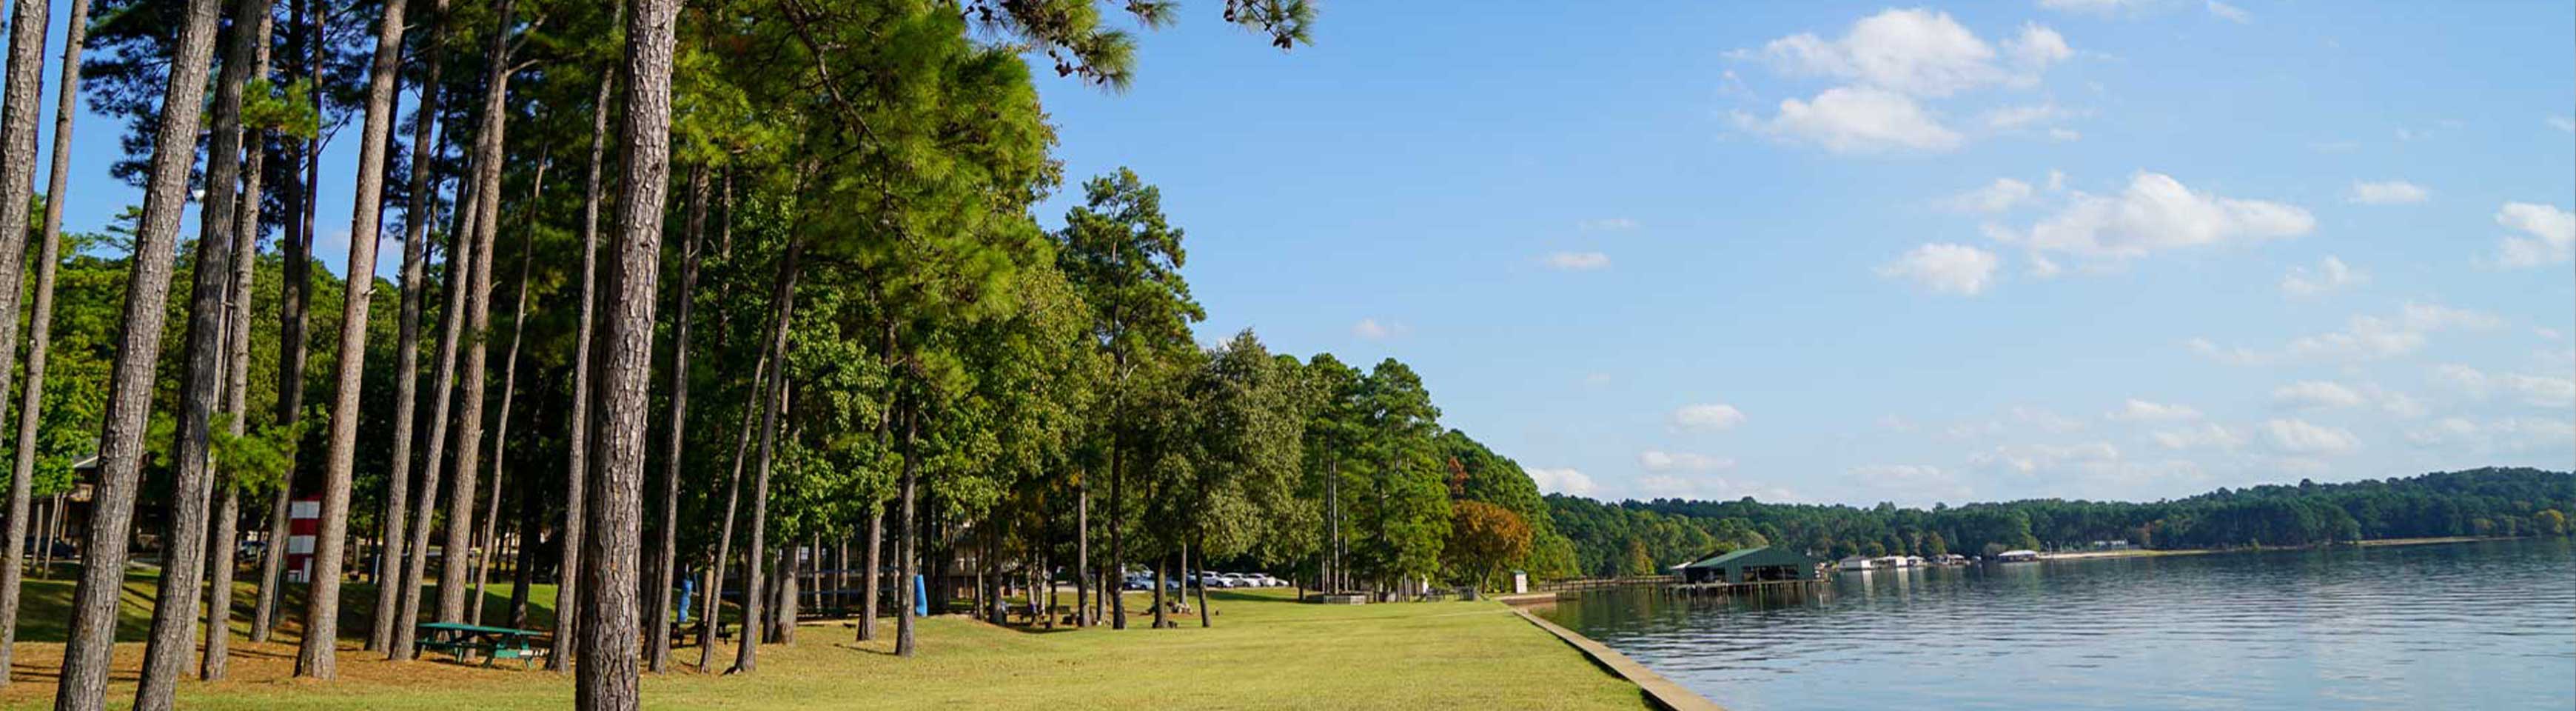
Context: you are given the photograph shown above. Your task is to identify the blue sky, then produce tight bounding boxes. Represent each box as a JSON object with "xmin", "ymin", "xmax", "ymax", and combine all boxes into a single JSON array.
[{"xmin": 33, "ymin": 0, "xmax": 2576, "ymax": 507}]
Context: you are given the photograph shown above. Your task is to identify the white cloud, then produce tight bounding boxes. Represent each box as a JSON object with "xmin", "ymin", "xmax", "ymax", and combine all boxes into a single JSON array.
[
  {"xmin": 1878, "ymin": 242, "xmax": 2001, "ymax": 295},
  {"xmin": 2037, "ymin": 0, "xmax": 2147, "ymax": 15},
  {"xmin": 2193, "ymin": 302, "xmax": 2502, "ymax": 364},
  {"xmin": 1735, "ymin": 86, "xmax": 1963, "ymax": 153},
  {"xmin": 1846, "ymin": 464, "xmax": 1972, "ymax": 504},
  {"xmin": 2279, "ymin": 256, "xmax": 2367, "ymax": 298},
  {"xmin": 2435, "ymin": 364, "xmax": 2576, "ymax": 408},
  {"xmin": 1351, "ymin": 318, "xmax": 1406, "ymax": 340},
  {"xmin": 2347, "ymin": 180, "xmax": 2429, "ymax": 205},
  {"xmin": 2272, "ymin": 381, "xmax": 2367, "ymax": 410},
  {"xmin": 2551, "ymin": 116, "xmax": 2575, "ymax": 133},
  {"xmin": 1971, "ymin": 441, "xmax": 2121, "ymax": 473},
  {"xmin": 2003, "ymin": 24, "xmax": 2074, "ymax": 73},
  {"xmin": 2407, "ymin": 416, "xmax": 2575, "ymax": 452},
  {"xmin": 2205, "ymin": 0, "xmax": 2250, "ymax": 22},
  {"xmin": 1994, "ymin": 172, "xmax": 2313, "ymax": 262},
  {"xmin": 1523, "ymin": 467, "xmax": 1597, "ymax": 497},
  {"xmin": 1578, "ymin": 218, "xmax": 1638, "ymax": 231},
  {"xmin": 2489, "ymin": 202, "xmax": 2575, "ymax": 268},
  {"xmin": 1752, "ymin": 10, "xmax": 2065, "ymax": 97},
  {"xmin": 2108, "ymin": 398, "xmax": 2201, "ymax": 421},
  {"xmin": 2153, "ymin": 423, "xmax": 2244, "ymax": 451},
  {"xmin": 1636, "ymin": 474, "xmax": 1800, "ymax": 503},
  {"xmin": 1942, "ymin": 178, "xmax": 2036, "ymax": 213},
  {"xmin": 2261, "ymin": 418, "xmax": 2360, "ymax": 455},
  {"xmin": 1543, "ymin": 251, "xmax": 1612, "ymax": 271},
  {"xmin": 1638, "ymin": 450, "xmax": 1736, "ymax": 473},
  {"xmin": 1671, "ymin": 403, "xmax": 1748, "ymax": 431},
  {"xmin": 2045, "ymin": 127, "xmax": 2082, "ymax": 142}
]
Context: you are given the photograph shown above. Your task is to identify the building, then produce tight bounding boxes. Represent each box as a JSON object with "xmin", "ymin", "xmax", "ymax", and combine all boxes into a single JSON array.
[
  {"xmin": 1836, "ymin": 555, "xmax": 1874, "ymax": 571},
  {"xmin": 1680, "ymin": 547, "xmax": 1820, "ymax": 584}
]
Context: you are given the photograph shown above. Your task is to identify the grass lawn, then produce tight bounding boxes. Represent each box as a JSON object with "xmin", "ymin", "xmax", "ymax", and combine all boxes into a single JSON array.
[{"xmin": 1, "ymin": 574, "xmax": 1654, "ymax": 710}]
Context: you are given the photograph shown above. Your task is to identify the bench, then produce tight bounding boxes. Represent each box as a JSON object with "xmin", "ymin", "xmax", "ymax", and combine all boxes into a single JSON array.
[{"xmin": 416, "ymin": 622, "xmax": 548, "ymax": 670}]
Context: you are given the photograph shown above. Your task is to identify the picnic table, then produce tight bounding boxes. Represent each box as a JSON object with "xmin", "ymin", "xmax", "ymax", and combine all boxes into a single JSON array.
[{"xmin": 416, "ymin": 621, "xmax": 549, "ymax": 669}]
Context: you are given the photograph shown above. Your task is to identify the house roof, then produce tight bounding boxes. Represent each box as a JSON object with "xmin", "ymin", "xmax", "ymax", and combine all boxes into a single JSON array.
[{"xmin": 1683, "ymin": 546, "xmax": 1811, "ymax": 569}]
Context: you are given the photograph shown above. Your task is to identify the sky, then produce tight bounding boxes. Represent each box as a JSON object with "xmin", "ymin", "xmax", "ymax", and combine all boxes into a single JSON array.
[{"xmin": 30, "ymin": 0, "xmax": 2576, "ymax": 508}]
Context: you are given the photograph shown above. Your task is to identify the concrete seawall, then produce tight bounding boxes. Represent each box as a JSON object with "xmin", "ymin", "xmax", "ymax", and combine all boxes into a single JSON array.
[{"xmin": 1503, "ymin": 600, "xmax": 1725, "ymax": 711}]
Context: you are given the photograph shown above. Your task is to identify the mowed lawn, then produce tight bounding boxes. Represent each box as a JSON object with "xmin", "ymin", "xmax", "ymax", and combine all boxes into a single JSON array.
[{"xmin": 0, "ymin": 574, "xmax": 1653, "ymax": 710}]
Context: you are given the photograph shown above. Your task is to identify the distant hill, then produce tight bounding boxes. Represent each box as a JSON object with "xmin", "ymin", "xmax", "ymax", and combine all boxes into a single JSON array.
[{"xmin": 1541, "ymin": 467, "xmax": 2575, "ymax": 578}]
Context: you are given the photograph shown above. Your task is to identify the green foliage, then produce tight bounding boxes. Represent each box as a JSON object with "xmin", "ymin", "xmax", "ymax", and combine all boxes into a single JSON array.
[{"xmin": 1545, "ymin": 467, "xmax": 2576, "ymax": 575}]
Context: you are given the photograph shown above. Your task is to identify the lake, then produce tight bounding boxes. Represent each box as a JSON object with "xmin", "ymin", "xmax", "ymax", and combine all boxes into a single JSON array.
[{"xmin": 1534, "ymin": 538, "xmax": 2576, "ymax": 710}]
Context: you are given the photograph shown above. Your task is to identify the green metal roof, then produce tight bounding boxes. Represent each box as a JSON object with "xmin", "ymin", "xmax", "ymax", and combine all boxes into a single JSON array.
[{"xmin": 1682, "ymin": 546, "xmax": 1808, "ymax": 569}]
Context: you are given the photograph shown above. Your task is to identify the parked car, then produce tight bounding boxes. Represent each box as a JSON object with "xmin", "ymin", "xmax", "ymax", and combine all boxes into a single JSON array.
[{"xmin": 237, "ymin": 539, "xmax": 267, "ymax": 561}]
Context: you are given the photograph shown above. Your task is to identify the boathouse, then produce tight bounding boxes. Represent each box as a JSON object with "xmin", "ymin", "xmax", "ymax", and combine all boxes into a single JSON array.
[{"xmin": 1678, "ymin": 547, "xmax": 1819, "ymax": 584}]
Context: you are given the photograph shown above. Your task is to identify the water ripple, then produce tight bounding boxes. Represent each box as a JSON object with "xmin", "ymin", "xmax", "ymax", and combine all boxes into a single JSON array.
[{"xmin": 1537, "ymin": 538, "xmax": 2576, "ymax": 711}]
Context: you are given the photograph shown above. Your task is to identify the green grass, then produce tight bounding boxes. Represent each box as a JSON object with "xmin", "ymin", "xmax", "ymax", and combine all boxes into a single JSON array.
[{"xmin": 4, "ymin": 581, "xmax": 1654, "ymax": 710}]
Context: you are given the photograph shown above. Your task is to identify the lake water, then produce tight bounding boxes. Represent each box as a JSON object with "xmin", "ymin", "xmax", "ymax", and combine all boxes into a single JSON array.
[{"xmin": 1534, "ymin": 538, "xmax": 2576, "ymax": 710}]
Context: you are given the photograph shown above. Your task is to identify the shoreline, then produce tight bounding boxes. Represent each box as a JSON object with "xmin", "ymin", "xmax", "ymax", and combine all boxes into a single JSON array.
[
  {"xmin": 1509, "ymin": 606, "xmax": 1726, "ymax": 711},
  {"xmin": 2040, "ymin": 535, "xmax": 2526, "ymax": 561}
]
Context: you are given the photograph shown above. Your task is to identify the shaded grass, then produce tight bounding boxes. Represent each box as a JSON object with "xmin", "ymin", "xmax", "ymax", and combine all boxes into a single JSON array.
[{"xmin": 4, "ymin": 584, "xmax": 1654, "ymax": 710}]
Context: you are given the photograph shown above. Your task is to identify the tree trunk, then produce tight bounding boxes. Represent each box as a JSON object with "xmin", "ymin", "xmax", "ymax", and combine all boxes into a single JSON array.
[
  {"xmin": 377, "ymin": 0, "xmax": 448, "ymax": 658},
  {"xmin": 697, "ymin": 343, "xmax": 768, "ymax": 668},
  {"xmin": 895, "ymin": 403, "xmax": 920, "ymax": 657},
  {"xmin": 469, "ymin": 160, "xmax": 545, "ymax": 628},
  {"xmin": 52, "ymin": 0, "xmax": 225, "ymax": 707},
  {"xmin": 858, "ymin": 504, "xmax": 879, "ymax": 641},
  {"xmin": 252, "ymin": 0, "xmax": 321, "ymax": 647},
  {"xmin": 645, "ymin": 167, "xmax": 709, "ymax": 673},
  {"xmin": 728, "ymin": 241, "xmax": 800, "ymax": 674},
  {"xmin": 577, "ymin": 0, "xmax": 680, "ymax": 704},
  {"xmin": 509, "ymin": 482, "xmax": 538, "ymax": 629},
  {"xmin": 290, "ymin": 0, "xmax": 412, "ymax": 678},
  {"xmin": 438, "ymin": 0, "xmax": 519, "ymax": 626},
  {"xmin": 205, "ymin": 81, "xmax": 264, "ymax": 673},
  {"xmin": 1195, "ymin": 531, "xmax": 1212, "ymax": 628},
  {"xmin": 551, "ymin": 4, "xmax": 613, "ymax": 668},
  {"xmin": 133, "ymin": 0, "xmax": 269, "ymax": 701},
  {"xmin": 1073, "ymin": 474, "xmax": 1087, "ymax": 627},
  {"xmin": 1150, "ymin": 553, "xmax": 1167, "ymax": 630},
  {"xmin": 395, "ymin": 161, "xmax": 477, "ymax": 663},
  {"xmin": 1107, "ymin": 434, "xmax": 1125, "ymax": 630},
  {"xmin": 0, "ymin": 0, "xmax": 90, "ymax": 684}
]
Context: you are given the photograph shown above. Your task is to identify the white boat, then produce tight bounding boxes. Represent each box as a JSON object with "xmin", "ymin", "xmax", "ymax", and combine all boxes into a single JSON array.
[
  {"xmin": 1836, "ymin": 555, "xmax": 1876, "ymax": 571},
  {"xmin": 1995, "ymin": 550, "xmax": 2041, "ymax": 562}
]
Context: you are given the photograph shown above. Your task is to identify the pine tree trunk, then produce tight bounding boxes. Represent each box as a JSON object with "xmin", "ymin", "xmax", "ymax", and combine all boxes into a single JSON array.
[
  {"xmin": 896, "ymin": 403, "xmax": 921, "ymax": 656},
  {"xmin": 728, "ymin": 241, "xmax": 800, "ymax": 674},
  {"xmin": 292, "ymin": 0, "xmax": 413, "ymax": 678},
  {"xmin": 508, "ymin": 474, "xmax": 537, "ymax": 630},
  {"xmin": 134, "ymin": 0, "xmax": 267, "ymax": 700},
  {"xmin": 0, "ymin": 0, "xmax": 90, "ymax": 684},
  {"xmin": 1073, "ymin": 474, "xmax": 1087, "ymax": 627},
  {"xmin": 438, "ymin": 0, "xmax": 519, "ymax": 626},
  {"xmin": 377, "ymin": 0, "xmax": 448, "ymax": 658},
  {"xmin": 551, "ymin": 6, "xmax": 613, "ymax": 668},
  {"xmin": 645, "ymin": 167, "xmax": 709, "ymax": 673},
  {"xmin": 204, "ymin": 87, "xmax": 264, "ymax": 675},
  {"xmin": 858, "ymin": 506, "xmax": 879, "ymax": 641},
  {"xmin": 52, "ymin": 0, "xmax": 226, "ymax": 707},
  {"xmin": 469, "ymin": 161, "xmax": 544, "ymax": 629},
  {"xmin": 577, "ymin": 0, "xmax": 680, "ymax": 704},
  {"xmin": 698, "ymin": 344, "xmax": 768, "ymax": 668},
  {"xmin": 1107, "ymin": 434, "xmax": 1126, "ymax": 630},
  {"xmin": 397, "ymin": 121, "xmax": 480, "ymax": 658}
]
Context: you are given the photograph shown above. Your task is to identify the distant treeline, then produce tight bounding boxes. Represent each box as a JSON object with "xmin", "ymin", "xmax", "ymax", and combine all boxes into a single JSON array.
[{"xmin": 1543, "ymin": 467, "xmax": 2576, "ymax": 578}]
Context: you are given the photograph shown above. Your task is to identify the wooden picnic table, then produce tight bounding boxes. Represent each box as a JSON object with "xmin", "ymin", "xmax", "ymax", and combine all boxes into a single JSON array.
[{"xmin": 416, "ymin": 621, "xmax": 549, "ymax": 669}]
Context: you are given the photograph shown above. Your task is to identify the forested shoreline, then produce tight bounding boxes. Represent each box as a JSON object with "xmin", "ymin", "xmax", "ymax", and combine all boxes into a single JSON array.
[{"xmin": 1544, "ymin": 467, "xmax": 2576, "ymax": 578}]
